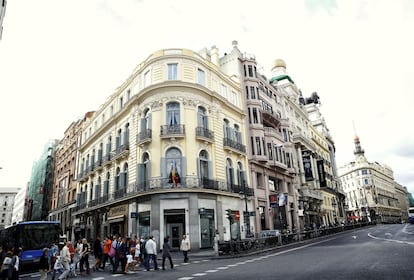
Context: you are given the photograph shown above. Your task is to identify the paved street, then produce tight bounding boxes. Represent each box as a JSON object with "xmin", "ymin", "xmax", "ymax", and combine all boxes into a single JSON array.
[{"xmin": 22, "ymin": 224, "xmax": 414, "ymax": 280}]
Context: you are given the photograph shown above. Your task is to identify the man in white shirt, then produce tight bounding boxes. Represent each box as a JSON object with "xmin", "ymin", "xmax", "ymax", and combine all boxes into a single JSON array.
[
  {"xmin": 144, "ymin": 236, "xmax": 158, "ymax": 271},
  {"xmin": 58, "ymin": 242, "xmax": 72, "ymax": 280}
]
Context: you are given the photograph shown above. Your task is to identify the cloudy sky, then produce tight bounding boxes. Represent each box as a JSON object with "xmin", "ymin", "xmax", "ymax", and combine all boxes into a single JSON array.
[{"xmin": 1, "ymin": 0, "xmax": 413, "ymax": 194}]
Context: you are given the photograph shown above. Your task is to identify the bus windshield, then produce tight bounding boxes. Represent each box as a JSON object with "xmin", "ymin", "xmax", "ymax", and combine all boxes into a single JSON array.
[{"xmin": 16, "ymin": 223, "xmax": 60, "ymax": 250}]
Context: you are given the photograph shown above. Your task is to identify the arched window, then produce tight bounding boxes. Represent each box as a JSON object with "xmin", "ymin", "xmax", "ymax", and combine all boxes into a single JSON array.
[
  {"xmin": 138, "ymin": 153, "xmax": 151, "ymax": 191},
  {"xmin": 198, "ymin": 150, "xmax": 210, "ymax": 180},
  {"xmin": 167, "ymin": 102, "xmax": 180, "ymax": 126},
  {"xmin": 123, "ymin": 123, "xmax": 130, "ymax": 146},
  {"xmin": 106, "ymin": 136, "xmax": 112, "ymax": 160},
  {"xmin": 104, "ymin": 172, "xmax": 110, "ymax": 196},
  {"xmin": 234, "ymin": 124, "xmax": 242, "ymax": 144},
  {"xmin": 165, "ymin": 147, "xmax": 183, "ymax": 187},
  {"xmin": 237, "ymin": 162, "xmax": 246, "ymax": 186},
  {"xmin": 115, "ymin": 167, "xmax": 121, "ymax": 190},
  {"xmin": 223, "ymin": 119, "xmax": 231, "ymax": 139},
  {"xmin": 122, "ymin": 163, "xmax": 129, "ymax": 188},
  {"xmin": 198, "ymin": 106, "xmax": 208, "ymax": 129},
  {"xmin": 89, "ymin": 183, "xmax": 93, "ymax": 201},
  {"xmin": 226, "ymin": 158, "xmax": 235, "ymax": 191},
  {"xmin": 116, "ymin": 129, "xmax": 122, "ymax": 150},
  {"xmin": 95, "ymin": 176, "xmax": 101, "ymax": 199}
]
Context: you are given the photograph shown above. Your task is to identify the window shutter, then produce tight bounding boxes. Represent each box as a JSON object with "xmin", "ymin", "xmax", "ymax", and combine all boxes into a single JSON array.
[
  {"xmin": 181, "ymin": 157, "xmax": 186, "ymax": 178},
  {"xmin": 140, "ymin": 118, "xmax": 145, "ymax": 133},
  {"xmin": 207, "ymin": 160, "xmax": 212, "ymax": 179},
  {"xmin": 197, "ymin": 158, "xmax": 201, "ymax": 179},
  {"xmin": 123, "ymin": 130, "xmax": 129, "ymax": 146},
  {"xmin": 104, "ymin": 180, "xmax": 109, "ymax": 195},
  {"xmin": 120, "ymin": 172, "xmax": 125, "ymax": 188},
  {"xmin": 98, "ymin": 149, "xmax": 102, "ymax": 161},
  {"xmin": 116, "ymin": 136, "xmax": 120, "ymax": 149},
  {"xmin": 161, "ymin": 157, "xmax": 166, "ymax": 178}
]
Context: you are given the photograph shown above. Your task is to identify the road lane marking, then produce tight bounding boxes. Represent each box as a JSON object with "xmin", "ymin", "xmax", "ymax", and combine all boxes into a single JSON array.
[
  {"xmin": 217, "ymin": 266, "xmax": 229, "ymax": 270},
  {"xmin": 193, "ymin": 273, "xmax": 207, "ymax": 276},
  {"xmin": 368, "ymin": 232, "xmax": 414, "ymax": 245},
  {"xmin": 205, "ymin": 269, "xmax": 219, "ymax": 273},
  {"xmin": 402, "ymin": 224, "xmax": 414, "ymax": 235},
  {"xmin": 178, "ymin": 277, "xmax": 194, "ymax": 280}
]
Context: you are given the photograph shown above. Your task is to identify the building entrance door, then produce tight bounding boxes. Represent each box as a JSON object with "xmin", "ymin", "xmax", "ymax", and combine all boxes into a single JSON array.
[
  {"xmin": 167, "ymin": 223, "xmax": 183, "ymax": 249},
  {"xmin": 165, "ymin": 209, "xmax": 185, "ymax": 250}
]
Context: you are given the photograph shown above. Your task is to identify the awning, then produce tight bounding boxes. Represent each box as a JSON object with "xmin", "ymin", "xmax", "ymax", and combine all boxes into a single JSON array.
[
  {"xmin": 347, "ymin": 215, "xmax": 361, "ymax": 220},
  {"xmin": 108, "ymin": 215, "xmax": 125, "ymax": 223}
]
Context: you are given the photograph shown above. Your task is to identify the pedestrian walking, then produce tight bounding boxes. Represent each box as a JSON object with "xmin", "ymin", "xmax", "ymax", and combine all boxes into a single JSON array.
[
  {"xmin": 144, "ymin": 235, "xmax": 158, "ymax": 271},
  {"xmin": 48, "ymin": 242, "xmax": 59, "ymax": 280},
  {"xmin": 0, "ymin": 251, "xmax": 13, "ymax": 280},
  {"xmin": 58, "ymin": 242, "xmax": 71, "ymax": 280},
  {"xmin": 93, "ymin": 236, "xmax": 103, "ymax": 271},
  {"xmin": 162, "ymin": 237, "xmax": 173, "ymax": 270},
  {"xmin": 118, "ymin": 237, "xmax": 128, "ymax": 274},
  {"xmin": 79, "ymin": 238, "xmax": 90, "ymax": 275},
  {"xmin": 180, "ymin": 234, "xmax": 190, "ymax": 263},
  {"xmin": 39, "ymin": 248, "xmax": 49, "ymax": 280},
  {"xmin": 101, "ymin": 236, "xmax": 114, "ymax": 271}
]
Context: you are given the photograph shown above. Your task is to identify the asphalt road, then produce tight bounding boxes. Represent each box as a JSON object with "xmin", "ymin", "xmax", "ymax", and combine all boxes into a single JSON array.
[{"xmin": 22, "ymin": 223, "xmax": 414, "ymax": 280}]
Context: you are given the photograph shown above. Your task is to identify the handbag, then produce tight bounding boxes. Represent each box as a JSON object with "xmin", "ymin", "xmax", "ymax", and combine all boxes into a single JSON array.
[{"xmin": 108, "ymin": 246, "xmax": 116, "ymax": 258}]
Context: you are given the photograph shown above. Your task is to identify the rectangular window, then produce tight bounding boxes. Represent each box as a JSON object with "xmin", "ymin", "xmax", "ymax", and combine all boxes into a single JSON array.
[
  {"xmin": 221, "ymin": 84, "xmax": 227, "ymax": 98},
  {"xmin": 232, "ymin": 91, "xmax": 238, "ymax": 106},
  {"xmin": 248, "ymin": 65, "xmax": 253, "ymax": 77},
  {"xmin": 167, "ymin": 63, "xmax": 178, "ymax": 80},
  {"xmin": 250, "ymin": 86, "xmax": 256, "ymax": 99},
  {"xmin": 197, "ymin": 68, "xmax": 205, "ymax": 86},
  {"xmin": 250, "ymin": 137, "xmax": 255, "ymax": 155},
  {"xmin": 255, "ymin": 137, "xmax": 261, "ymax": 155},
  {"xmin": 252, "ymin": 108, "xmax": 258, "ymax": 123},
  {"xmin": 119, "ymin": 97, "xmax": 124, "ymax": 109}
]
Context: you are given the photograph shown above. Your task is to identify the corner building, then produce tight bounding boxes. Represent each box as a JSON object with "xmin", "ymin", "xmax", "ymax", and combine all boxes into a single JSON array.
[{"xmin": 74, "ymin": 48, "xmax": 253, "ymax": 250}]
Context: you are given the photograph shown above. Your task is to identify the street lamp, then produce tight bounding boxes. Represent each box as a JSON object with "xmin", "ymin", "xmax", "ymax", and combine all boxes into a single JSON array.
[{"xmin": 239, "ymin": 180, "xmax": 250, "ymax": 238}]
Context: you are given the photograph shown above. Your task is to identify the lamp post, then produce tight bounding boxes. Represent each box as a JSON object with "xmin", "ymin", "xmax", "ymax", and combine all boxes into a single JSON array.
[{"xmin": 240, "ymin": 180, "xmax": 250, "ymax": 238}]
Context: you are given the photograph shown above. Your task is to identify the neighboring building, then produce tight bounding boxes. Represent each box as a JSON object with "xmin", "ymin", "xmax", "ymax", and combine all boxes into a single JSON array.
[
  {"xmin": 26, "ymin": 140, "xmax": 59, "ymax": 221},
  {"xmin": 47, "ymin": 43, "xmax": 342, "ymax": 249},
  {"xmin": 269, "ymin": 59, "xmax": 326, "ymax": 231},
  {"xmin": 0, "ymin": 0, "xmax": 6, "ymax": 40},
  {"xmin": 11, "ymin": 186, "xmax": 25, "ymax": 225},
  {"xmin": 0, "ymin": 187, "xmax": 19, "ymax": 229},
  {"xmin": 304, "ymin": 93, "xmax": 346, "ymax": 225},
  {"xmin": 338, "ymin": 136, "xmax": 405, "ymax": 223},
  {"xmin": 73, "ymin": 46, "xmax": 251, "ymax": 249},
  {"xmin": 216, "ymin": 42, "xmax": 296, "ymax": 233},
  {"xmin": 49, "ymin": 117, "xmax": 86, "ymax": 240}
]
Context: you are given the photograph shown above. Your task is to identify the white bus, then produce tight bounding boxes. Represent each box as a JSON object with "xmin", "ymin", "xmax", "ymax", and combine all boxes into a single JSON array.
[{"xmin": 408, "ymin": 207, "xmax": 414, "ymax": 224}]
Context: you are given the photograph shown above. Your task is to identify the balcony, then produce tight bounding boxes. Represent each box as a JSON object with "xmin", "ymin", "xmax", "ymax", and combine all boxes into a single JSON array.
[
  {"xmin": 195, "ymin": 127, "xmax": 214, "ymax": 143},
  {"xmin": 261, "ymin": 108, "xmax": 281, "ymax": 129},
  {"xmin": 223, "ymin": 138, "xmax": 246, "ymax": 154},
  {"xmin": 302, "ymin": 188, "xmax": 323, "ymax": 201},
  {"xmin": 73, "ymin": 176, "xmax": 254, "ymax": 214},
  {"xmin": 137, "ymin": 129, "xmax": 152, "ymax": 145},
  {"xmin": 160, "ymin": 124, "xmax": 185, "ymax": 138},
  {"xmin": 102, "ymin": 153, "xmax": 112, "ymax": 166},
  {"xmin": 112, "ymin": 143, "xmax": 130, "ymax": 161},
  {"xmin": 95, "ymin": 159, "xmax": 103, "ymax": 171}
]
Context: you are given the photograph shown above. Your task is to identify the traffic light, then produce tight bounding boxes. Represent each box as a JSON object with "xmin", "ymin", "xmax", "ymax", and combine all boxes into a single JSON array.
[
  {"xmin": 226, "ymin": 209, "xmax": 234, "ymax": 223},
  {"xmin": 234, "ymin": 210, "xmax": 240, "ymax": 221}
]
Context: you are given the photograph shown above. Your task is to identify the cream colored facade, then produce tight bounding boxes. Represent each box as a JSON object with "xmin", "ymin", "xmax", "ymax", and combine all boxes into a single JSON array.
[
  {"xmin": 74, "ymin": 48, "xmax": 252, "ymax": 248},
  {"xmin": 338, "ymin": 136, "xmax": 405, "ymax": 223}
]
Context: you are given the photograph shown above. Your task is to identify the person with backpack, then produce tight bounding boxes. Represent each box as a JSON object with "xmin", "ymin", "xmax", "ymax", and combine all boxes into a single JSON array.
[
  {"xmin": 0, "ymin": 251, "xmax": 12, "ymax": 280},
  {"xmin": 9, "ymin": 247, "xmax": 22, "ymax": 280}
]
